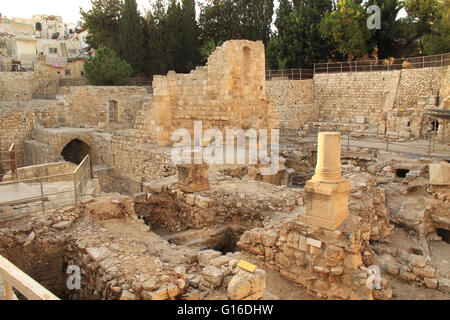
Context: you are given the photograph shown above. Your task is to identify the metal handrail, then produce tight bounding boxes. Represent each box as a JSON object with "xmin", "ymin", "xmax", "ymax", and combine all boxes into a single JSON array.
[{"xmin": 313, "ymin": 52, "xmax": 450, "ymax": 74}]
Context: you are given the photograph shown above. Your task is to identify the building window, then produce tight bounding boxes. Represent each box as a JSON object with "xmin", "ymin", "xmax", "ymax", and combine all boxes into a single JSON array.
[
  {"xmin": 109, "ymin": 101, "xmax": 118, "ymax": 122},
  {"xmin": 68, "ymin": 48, "xmax": 77, "ymax": 55},
  {"xmin": 80, "ymin": 71, "xmax": 84, "ymax": 77},
  {"xmin": 49, "ymin": 47, "xmax": 58, "ymax": 54},
  {"xmin": 65, "ymin": 69, "xmax": 71, "ymax": 76}
]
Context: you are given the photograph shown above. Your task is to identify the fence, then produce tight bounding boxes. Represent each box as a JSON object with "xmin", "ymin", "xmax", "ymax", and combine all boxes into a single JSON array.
[
  {"xmin": 282, "ymin": 128, "xmax": 450, "ymax": 158},
  {"xmin": 0, "ymin": 155, "xmax": 92, "ymax": 215},
  {"xmin": 128, "ymin": 77, "xmax": 153, "ymax": 86},
  {"xmin": 0, "ymin": 143, "xmax": 18, "ymax": 179},
  {"xmin": 314, "ymin": 52, "xmax": 450, "ymax": 74},
  {"xmin": 266, "ymin": 68, "xmax": 314, "ymax": 81},
  {"xmin": 0, "ymin": 254, "xmax": 59, "ymax": 300}
]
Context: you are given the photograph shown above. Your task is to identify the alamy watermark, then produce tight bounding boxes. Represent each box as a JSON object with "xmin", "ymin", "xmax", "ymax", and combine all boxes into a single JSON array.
[
  {"xmin": 170, "ymin": 121, "xmax": 280, "ymax": 175},
  {"xmin": 367, "ymin": 5, "xmax": 381, "ymax": 30},
  {"xmin": 366, "ymin": 265, "xmax": 382, "ymax": 290},
  {"xmin": 66, "ymin": 265, "xmax": 81, "ymax": 290}
]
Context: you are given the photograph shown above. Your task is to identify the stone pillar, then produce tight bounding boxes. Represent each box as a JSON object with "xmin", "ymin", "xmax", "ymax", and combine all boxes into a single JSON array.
[{"xmin": 304, "ymin": 132, "xmax": 351, "ymax": 230}]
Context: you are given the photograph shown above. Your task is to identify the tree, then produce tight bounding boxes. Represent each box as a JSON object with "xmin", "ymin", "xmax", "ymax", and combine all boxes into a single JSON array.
[
  {"xmin": 164, "ymin": 0, "xmax": 184, "ymax": 72},
  {"xmin": 423, "ymin": 0, "xmax": 450, "ymax": 54},
  {"xmin": 267, "ymin": 0, "xmax": 333, "ymax": 69},
  {"xmin": 199, "ymin": 0, "xmax": 274, "ymax": 46},
  {"xmin": 143, "ymin": 0, "xmax": 169, "ymax": 76},
  {"xmin": 320, "ymin": 0, "xmax": 374, "ymax": 61},
  {"xmin": 84, "ymin": 47, "xmax": 133, "ymax": 85},
  {"xmin": 180, "ymin": 0, "xmax": 201, "ymax": 72},
  {"xmin": 80, "ymin": 0, "xmax": 122, "ymax": 50},
  {"xmin": 366, "ymin": 0, "xmax": 402, "ymax": 59},
  {"xmin": 404, "ymin": 0, "xmax": 440, "ymax": 54},
  {"xmin": 274, "ymin": 0, "xmax": 293, "ymax": 35},
  {"xmin": 117, "ymin": 0, "xmax": 146, "ymax": 73},
  {"xmin": 199, "ymin": 0, "xmax": 242, "ymax": 44}
]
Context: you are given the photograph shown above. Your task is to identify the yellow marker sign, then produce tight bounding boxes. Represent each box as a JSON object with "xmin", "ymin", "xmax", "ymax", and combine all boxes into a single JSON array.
[{"xmin": 237, "ymin": 260, "xmax": 256, "ymax": 273}]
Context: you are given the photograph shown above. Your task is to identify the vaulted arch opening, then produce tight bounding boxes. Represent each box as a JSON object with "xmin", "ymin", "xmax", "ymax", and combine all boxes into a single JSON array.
[{"xmin": 61, "ymin": 139, "xmax": 90, "ymax": 165}]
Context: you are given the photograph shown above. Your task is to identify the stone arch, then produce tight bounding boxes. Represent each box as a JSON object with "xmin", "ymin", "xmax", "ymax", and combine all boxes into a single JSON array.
[{"xmin": 61, "ymin": 139, "xmax": 91, "ymax": 165}]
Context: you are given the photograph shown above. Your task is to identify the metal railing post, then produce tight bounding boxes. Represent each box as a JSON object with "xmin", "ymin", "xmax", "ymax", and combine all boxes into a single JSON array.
[
  {"xmin": 341, "ymin": 62, "xmax": 343, "ymax": 73},
  {"xmin": 441, "ymin": 54, "xmax": 444, "ymax": 67}
]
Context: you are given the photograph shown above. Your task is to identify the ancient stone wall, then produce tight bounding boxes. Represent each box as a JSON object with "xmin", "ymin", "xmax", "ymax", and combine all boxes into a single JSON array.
[
  {"xmin": 151, "ymin": 40, "xmax": 279, "ymax": 146},
  {"xmin": 0, "ymin": 72, "xmax": 37, "ymax": 100},
  {"xmin": 0, "ymin": 101, "xmax": 59, "ymax": 173},
  {"xmin": 266, "ymin": 80, "xmax": 315, "ymax": 130},
  {"xmin": 266, "ymin": 66, "xmax": 449, "ymax": 139},
  {"xmin": 64, "ymin": 86, "xmax": 151, "ymax": 129}
]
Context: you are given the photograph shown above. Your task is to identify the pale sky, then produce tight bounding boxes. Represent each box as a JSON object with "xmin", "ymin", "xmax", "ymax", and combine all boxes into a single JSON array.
[
  {"xmin": 0, "ymin": 0, "xmax": 154, "ymax": 23},
  {"xmin": 0, "ymin": 0, "xmax": 404, "ymax": 25}
]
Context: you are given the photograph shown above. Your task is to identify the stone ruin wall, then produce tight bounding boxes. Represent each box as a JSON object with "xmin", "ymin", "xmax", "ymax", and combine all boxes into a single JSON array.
[
  {"xmin": 266, "ymin": 79, "xmax": 315, "ymax": 131},
  {"xmin": 266, "ymin": 66, "xmax": 450, "ymax": 139},
  {"xmin": 150, "ymin": 40, "xmax": 279, "ymax": 146}
]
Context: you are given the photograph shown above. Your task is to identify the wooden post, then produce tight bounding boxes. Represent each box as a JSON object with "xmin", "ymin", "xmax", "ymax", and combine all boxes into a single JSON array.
[
  {"xmin": 40, "ymin": 180, "xmax": 45, "ymax": 214},
  {"xmin": 5, "ymin": 281, "xmax": 17, "ymax": 300},
  {"xmin": 73, "ymin": 173, "xmax": 78, "ymax": 207},
  {"xmin": 9, "ymin": 144, "xmax": 17, "ymax": 181}
]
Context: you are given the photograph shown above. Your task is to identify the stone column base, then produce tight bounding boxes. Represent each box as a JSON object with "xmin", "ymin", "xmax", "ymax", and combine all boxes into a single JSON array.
[
  {"xmin": 177, "ymin": 164, "xmax": 210, "ymax": 193},
  {"xmin": 304, "ymin": 178, "xmax": 351, "ymax": 230}
]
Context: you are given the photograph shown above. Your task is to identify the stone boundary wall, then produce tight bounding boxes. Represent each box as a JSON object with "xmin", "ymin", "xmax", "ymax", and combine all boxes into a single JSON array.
[
  {"xmin": 266, "ymin": 80, "xmax": 315, "ymax": 130},
  {"xmin": 266, "ymin": 66, "xmax": 449, "ymax": 139}
]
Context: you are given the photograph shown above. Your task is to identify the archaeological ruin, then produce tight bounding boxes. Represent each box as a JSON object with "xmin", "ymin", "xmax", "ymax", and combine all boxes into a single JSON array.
[{"xmin": 0, "ymin": 40, "xmax": 449, "ymax": 300}]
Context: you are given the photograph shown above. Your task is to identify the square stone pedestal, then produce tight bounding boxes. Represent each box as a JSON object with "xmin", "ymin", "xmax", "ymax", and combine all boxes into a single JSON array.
[
  {"xmin": 177, "ymin": 164, "xmax": 210, "ymax": 193},
  {"xmin": 304, "ymin": 178, "xmax": 351, "ymax": 230}
]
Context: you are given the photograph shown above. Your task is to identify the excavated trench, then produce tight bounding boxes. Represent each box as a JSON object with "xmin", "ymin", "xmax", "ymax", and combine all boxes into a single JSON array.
[{"xmin": 0, "ymin": 242, "xmax": 90, "ymax": 300}]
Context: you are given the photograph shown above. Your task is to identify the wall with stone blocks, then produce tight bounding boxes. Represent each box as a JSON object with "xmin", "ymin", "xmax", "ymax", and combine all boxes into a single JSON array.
[
  {"xmin": 151, "ymin": 40, "xmax": 279, "ymax": 146},
  {"xmin": 64, "ymin": 86, "xmax": 151, "ymax": 129},
  {"xmin": 266, "ymin": 80, "xmax": 316, "ymax": 130},
  {"xmin": 0, "ymin": 101, "xmax": 59, "ymax": 174},
  {"xmin": 267, "ymin": 66, "xmax": 449, "ymax": 139}
]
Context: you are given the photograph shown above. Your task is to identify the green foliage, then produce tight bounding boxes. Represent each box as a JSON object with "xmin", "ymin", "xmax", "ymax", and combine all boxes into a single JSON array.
[
  {"xmin": 80, "ymin": 0, "xmax": 122, "ymax": 50},
  {"xmin": 404, "ymin": 0, "xmax": 441, "ymax": 53},
  {"xmin": 366, "ymin": 0, "xmax": 402, "ymax": 58},
  {"xmin": 320, "ymin": 0, "xmax": 374, "ymax": 60},
  {"xmin": 84, "ymin": 47, "xmax": 133, "ymax": 85},
  {"xmin": 199, "ymin": 0, "xmax": 274, "ymax": 46},
  {"xmin": 200, "ymin": 39, "xmax": 221, "ymax": 64},
  {"xmin": 117, "ymin": 0, "xmax": 146, "ymax": 74},
  {"xmin": 268, "ymin": 1, "xmax": 333, "ymax": 69},
  {"xmin": 274, "ymin": 0, "xmax": 293, "ymax": 35},
  {"xmin": 423, "ymin": 0, "xmax": 450, "ymax": 54},
  {"xmin": 180, "ymin": 0, "xmax": 201, "ymax": 72}
]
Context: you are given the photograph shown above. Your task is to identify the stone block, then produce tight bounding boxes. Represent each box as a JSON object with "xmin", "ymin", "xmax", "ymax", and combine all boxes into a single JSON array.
[
  {"xmin": 177, "ymin": 163, "xmax": 210, "ymax": 193},
  {"xmin": 202, "ymin": 266, "xmax": 224, "ymax": 288}
]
